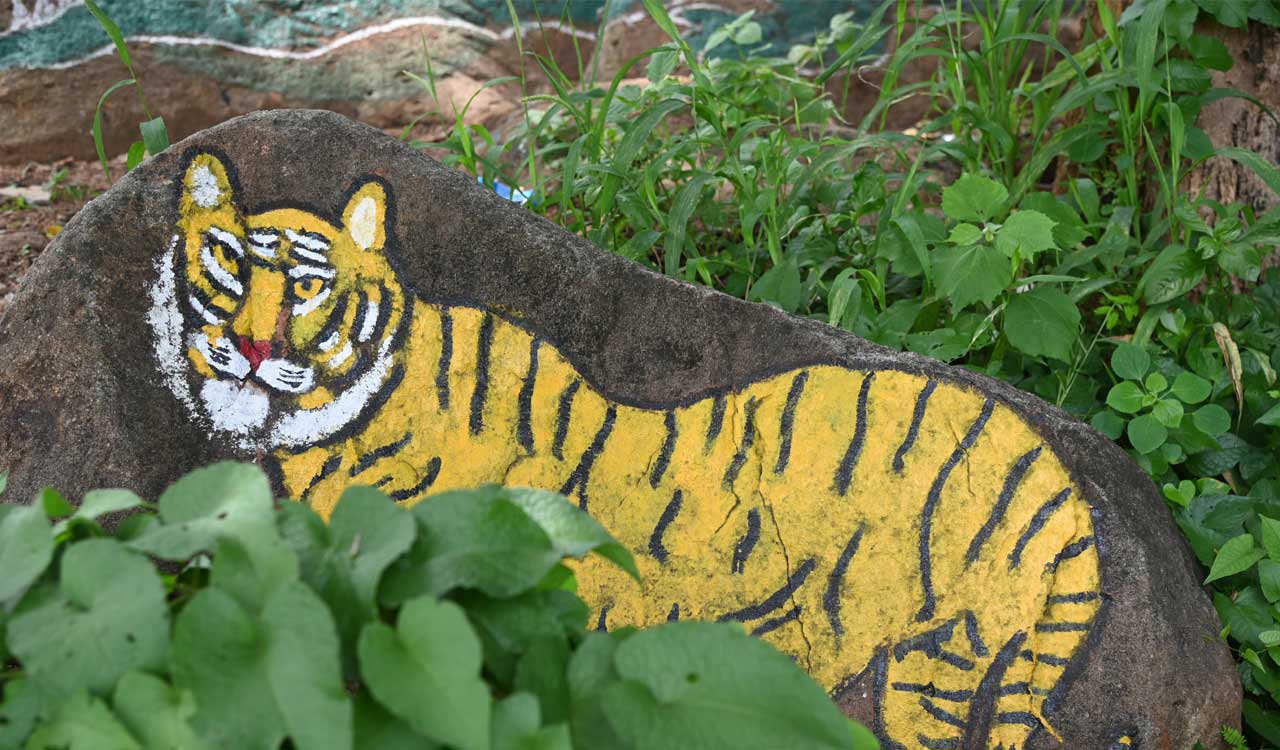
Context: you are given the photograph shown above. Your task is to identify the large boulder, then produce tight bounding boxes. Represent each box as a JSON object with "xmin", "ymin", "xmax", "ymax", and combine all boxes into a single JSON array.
[{"xmin": 0, "ymin": 110, "xmax": 1239, "ymax": 748}]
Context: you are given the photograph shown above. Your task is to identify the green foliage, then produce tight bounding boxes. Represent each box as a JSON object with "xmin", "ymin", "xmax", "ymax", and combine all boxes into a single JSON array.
[
  {"xmin": 404, "ymin": 0, "xmax": 1280, "ymax": 741},
  {"xmin": 0, "ymin": 463, "xmax": 876, "ymax": 750}
]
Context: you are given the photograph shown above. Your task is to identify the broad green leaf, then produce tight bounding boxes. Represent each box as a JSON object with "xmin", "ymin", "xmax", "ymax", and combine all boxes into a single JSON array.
[
  {"xmin": 8, "ymin": 539, "xmax": 168, "ymax": 700},
  {"xmin": 749, "ymin": 260, "xmax": 802, "ymax": 313},
  {"xmin": 1171, "ymin": 371, "xmax": 1212, "ymax": 404},
  {"xmin": 664, "ymin": 174, "xmax": 715, "ymax": 278},
  {"xmin": 1259, "ymin": 402, "xmax": 1280, "ymax": 427},
  {"xmin": 1205, "ymin": 533, "xmax": 1265, "ymax": 584},
  {"xmin": 933, "ymin": 243, "xmax": 1011, "ymax": 310},
  {"xmin": 113, "ymin": 672, "xmax": 209, "ymax": 750},
  {"xmin": 506, "ymin": 488, "xmax": 639, "ymax": 582},
  {"xmin": 1112, "ymin": 343, "xmax": 1151, "ymax": 380},
  {"xmin": 515, "ymin": 637, "xmax": 572, "ymax": 723},
  {"xmin": 465, "ymin": 589, "xmax": 588, "ymax": 685},
  {"xmin": 1260, "ymin": 560, "xmax": 1280, "ymax": 603},
  {"xmin": 492, "ymin": 693, "xmax": 572, "ymax": 750},
  {"xmin": 1144, "ymin": 372, "xmax": 1168, "ymax": 393},
  {"xmin": 1126, "ymin": 414, "xmax": 1168, "ymax": 454},
  {"xmin": 140, "ymin": 116, "xmax": 169, "ymax": 156},
  {"xmin": 25, "ymin": 692, "xmax": 141, "ymax": 750},
  {"xmin": 0, "ymin": 679, "xmax": 44, "ymax": 748},
  {"xmin": 359, "ymin": 596, "xmax": 491, "ymax": 750},
  {"xmin": 646, "ymin": 48, "xmax": 678, "ymax": 83},
  {"xmin": 1003, "ymin": 287, "xmax": 1080, "ymax": 362},
  {"xmin": 209, "ymin": 534, "xmax": 300, "ymax": 615},
  {"xmin": 995, "ymin": 210, "xmax": 1057, "ymax": 259},
  {"xmin": 130, "ymin": 462, "xmax": 275, "ymax": 560},
  {"xmin": 329, "ymin": 486, "xmax": 418, "ymax": 607},
  {"xmin": 1193, "ymin": 404, "xmax": 1232, "ymax": 436},
  {"xmin": 126, "ymin": 141, "xmax": 147, "ymax": 171},
  {"xmin": 1152, "ymin": 398, "xmax": 1184, "ymax": 428},
  {"xmin": 40, "ymin": 488, "xmax": 73, "ymax": 518},
  {"xmin": 53, "ymin": 488, "xmax": 144, "ymax": 536},
  {"xmin": 947, "ymin": 222, "xmax": 982, "ymax": 246},
  {"xmin": 1091, "ymin": 410, "xmax": 1125, "ymax": 440},
  {"xmin": 941, "ymin": 174, "xmax": 1008, "ymax": 223},
  {"xmin": 1105, "ymin": 382, "xmax": 1146, "ymax": 414},
  {"xmin": 0, "ymin": 504, "xmax": 52, "ymax": 602},
  {"xmin": 602, "ymin": 622, "xmax": 853, "ymax": 750},
  {"xmin": 353, "ymin": 693, "xmax": 438, "ymax": 750},
  {"xmin": 384, "ymin": 487, "xmax": 557, "ymax": 602},
  {"xmin": 1138, "ymin": 244, "xmax": 1203, "ymax": 305},
  {"xmin": 1260, "ymin": 516, "xmax": 1280, "ymax": 561}
]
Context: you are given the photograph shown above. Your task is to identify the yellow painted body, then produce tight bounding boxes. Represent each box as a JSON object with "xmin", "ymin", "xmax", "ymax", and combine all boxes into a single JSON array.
[{"xmin": 173, "ymin": 153, "xmax": 1101, "ymax": 749}]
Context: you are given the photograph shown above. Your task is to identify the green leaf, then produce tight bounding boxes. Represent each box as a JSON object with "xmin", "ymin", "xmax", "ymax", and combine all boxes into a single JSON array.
[
  {"xmin": 995, "ymin": 210, "xmax": 1057, "ymax": 259},
  {"xmin": 1139, "ymin": 244, "xmax": 1203, "ymax": 305},
  {"xmin": 359, "ymin": 596, "xmax": 491, "ymax": 750},
  {"xmin": 1259, "ymin": 515, "xmax": 1280, "ymax": 560},
  {"xmin": 1260, "ymin": 560, "xmax": 1280, "ymax": 602},
  {"xmin": 1091, "ymin": 410, "xmax": 1125, "ymax": 439},
  {"xmin": 8, "ymin": 539, "xmax": 168, "ymax": 700},
  {"xmin": 25, "ymin": 692, "xmax": 141, "ymax": 750},
  {"xmin": 129, "ymin": 461, "xmax": 276, "ymax": 560},
  {"xmin": 384, "ymin": 487, "xmax": 558, "ymax": 602},
  {"xmin": 664, "ymin": 174, "xmax": 714, "ymax": 278},
  {"xmin": 506, "ymin": 488, "xmax": 639, "ymax": 582},
  {"xmin": 209, "ymin": 535, "xmax": 299, "ymax": 616},
  {"xmin": 602, "ymin": 622, "xmax": 853, "ymax": 750},
  {"xmin": 0, "ymin": 679, "xmax": 45, "ymax": 748},
  {"xmin": 172, "ymin": 582, "xmax": 350, "ymax": 750},
  {"xmin": 1187, "ymin": 35, "xmax": 1232, "ymax": 70},
  {"xmin": 1193, "ymin": 404, "xmax": 1232, "ymax": 436},
  {"xmin": 1144, "ymin": 372, "xmax": 1168, "ymax": 393},
  {"xmin": 1196, "ymin": 0, "xmax": 1248, "ymax": 27},
  {"xmin": 84, "ymin": 0, "xmax": 133, "ymax": 68},
  {"xmin": 92, "ymin": 78, "xmax": 135, "ymax": 181},
  {"xmin": 353, "ymin": 693, "xmax": 437, "ymax": 750},
  {"xmin": 126, "ymin": 141, "xmax": 147, "ymax": 171},
  {"xmin": 933, "ymin": 243, "xmax": 1012, "ymax": 310},
  {"xmin": 941, "ymin": 174, "xmax": 1008, "ymax": 223},
  {"xmin": 514, "ymin": 637, "xmax": 572, "ymax": 723},
  {"xmin": 1127, "ymin": 414, "xmax": 1169, "ymax": 454},
  {"xmin": 1205, "ymin": 533, "xmax": 1265, "ymax": 584},
  {"xmin": 749, "ymin": 259, "xmax": 802, "ymax": 313},
  {"xmin": 0, "ymin": 504, "xmax": 53, "ymax": 602},
  {"xmin": 1112, "ymin": 343, "xmax": 1151, "ymax": 380},
  {"xmin": 464, "ymin": 589, "xmax": 588, "ymax": 685},
  {"xmin": 947, "ymin": 222, "xmax": 982, "ymax": 246},
  {"xmin": 113, "ymin": 672, "xmax": 209, "ymax": 750},
  {"xmin": 40, "ymin": 487, "xmax": 73, "ymax": 518},
  {"xmin": 329, "ymin": 486, "xmax": 418, "ymax": 607},
  {"xmin": 1106, "ymin": 382, "xmax": 1146, "ymax": 414},
  {"xmin": 1259, "ymin": 402, "xmax": 1280, "ymax": 427},
  {"xmin": 646, "ymin": 48, "xmax": 678, "ymax": 83},
  {"xmin": 1171, "ymin": 371, "xmax": 1212, "ymax": 404},
  {"xmin": 1152, "ymin": 398, "xmax": 1185, "ymax": 428},
  {"xmin": 1003, "ymin": 287, "xmax": 1080, "ymax": 362},
  {"xmin": 53, "ymin": 488, "xmax": 145, "ymax": 536},
  {"xmin": 493, "ymin": 693, "xmax": 573, "ymax": 750}
]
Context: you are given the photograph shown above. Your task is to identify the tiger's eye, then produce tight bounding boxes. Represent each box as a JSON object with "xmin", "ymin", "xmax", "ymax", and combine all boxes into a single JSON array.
[{"xmin": 294, "ymin": 277, "xmax": 324, "ymax": 300}]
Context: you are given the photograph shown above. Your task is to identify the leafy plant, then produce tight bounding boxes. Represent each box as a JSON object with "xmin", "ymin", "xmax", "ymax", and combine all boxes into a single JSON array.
[{"xmin": 0, "ymin": 463, "xmax": 877, "ymax": 750}]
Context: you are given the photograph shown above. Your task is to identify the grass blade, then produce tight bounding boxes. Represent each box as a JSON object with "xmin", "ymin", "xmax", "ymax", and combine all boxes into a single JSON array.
[
  {"xmin": 92, "ymin": 78, "xmax": 136, "ymax": 182},
  {"xmin": 84, "ymin": 0, "xmax": 132, "ymax": 71}
]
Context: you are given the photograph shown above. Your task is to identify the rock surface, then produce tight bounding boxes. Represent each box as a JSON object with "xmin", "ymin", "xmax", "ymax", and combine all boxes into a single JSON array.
[{"xmin": 0, "ymin": 110, "xmax": 1239, "ymax": 747}]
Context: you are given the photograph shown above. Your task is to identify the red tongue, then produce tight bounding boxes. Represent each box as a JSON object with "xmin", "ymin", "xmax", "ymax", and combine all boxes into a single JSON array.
[{"xmin": 238, "ymin": 338, "xmax": 272, "ymax": 372}]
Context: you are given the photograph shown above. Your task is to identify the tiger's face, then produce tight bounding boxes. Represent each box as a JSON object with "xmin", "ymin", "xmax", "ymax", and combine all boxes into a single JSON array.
[{"xmin": 158, "ymin": 152, "xmax": 408, "ymax": 449}]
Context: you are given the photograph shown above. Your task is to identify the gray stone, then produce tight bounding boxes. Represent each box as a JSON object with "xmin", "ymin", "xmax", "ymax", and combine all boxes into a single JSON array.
[{"xmin": 0, "ymin": 110, "xmax": 1238, "ymax": 748}]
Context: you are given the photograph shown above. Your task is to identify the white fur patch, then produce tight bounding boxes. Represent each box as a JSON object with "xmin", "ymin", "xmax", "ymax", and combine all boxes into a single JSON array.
[
  {"xmin": 271, "ymin": 339, "xmax": 395, "ymax": 447},
  {"xmin": 256, "ymin": 359, "xmax": 316, "ymax": 394},
  {"xmin": 292, "ymin": 287, "xmax": 330, "ymax": 316},
  {"xmin": 350, "ymin": 197, "xmax": 378, "ymax": 250},
  {"xmin": 147, "ymin": 236, "xmax": 198, "ymax": 415},
  {"xmin": 194, "ymin": 333, "xmax": 251, "ymax": 380},
  {"xmin": 191, "ymin": 165, "xmax": 221, "ymax": 208},
  {"xmin": 202, "ymin": 379, "xmax": 270, "ymax": 433}
]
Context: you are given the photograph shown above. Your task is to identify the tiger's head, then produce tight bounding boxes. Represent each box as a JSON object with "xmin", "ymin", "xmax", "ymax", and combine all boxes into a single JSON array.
[{"xmin": 149, "ymin": 151, "xmax": 409, "ymax": 450}]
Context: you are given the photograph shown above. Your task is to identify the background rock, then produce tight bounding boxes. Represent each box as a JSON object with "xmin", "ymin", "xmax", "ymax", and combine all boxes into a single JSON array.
[{"xmin": 0, "ymin": 109, "xmax": 1240, "ymax": 747}]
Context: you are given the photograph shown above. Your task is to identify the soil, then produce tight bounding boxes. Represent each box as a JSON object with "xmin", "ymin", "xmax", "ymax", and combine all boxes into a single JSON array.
[{"xmin": 0, "ymin": 156, "xmax": 121, "ymax": 315}]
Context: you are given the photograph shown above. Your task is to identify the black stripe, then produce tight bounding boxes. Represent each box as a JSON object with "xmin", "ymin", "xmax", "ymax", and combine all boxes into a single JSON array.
[
  {"xmin": 731, "ymin": 508, "xmax": 761, "ymax": 574},
  {"xmin": 1021, "ymin": 651, "xmax": 1070, "ymax": 667},
  {"xmin": 313, "ymin": 293, "xmax": 350, "ymax": 349},
  {"xmin": 327, "ymin": 348, "xmax": 371, "ymax": 391},
  {"xmin": 964, "ymin": 611, "xmax": 989, "ymax": 658},
  {"xmin": 893, "ymin": 618, "xmax": 972, "ymax": 671},
  {"xmin": 287, "ymin": 247, "xmax": 328, "ymax": 265},
  {"xmin": 1034, "ymin": 622, "xmax": 1090, "ymax": 633},
  {"xmin": 997, "ymin": 712, "xmax": 1041, "ymax": 728},
  {"xmin": 201, "ymin": 243, "xmax": 244, "ymax": 299},
  {"xmin": 1048, "ymin": 536, "xmax": 1095, "ymax": 572},
  {"xmin": 916, "ymin": 398, "xmax": 995, "ymax": 623},
  {"xmin": 667, "ymin": 603, "xmax": 680, "ymax": 622},
  {"xmin": 920, "ymin": 698, "xmax": 966, "ymax": 729},
  {"xmin": 649, "ymin": 411, "xmax": 678, "ymax": 488},
  {"xmin": 517, "ymin": 338, "xmax": 541, "ymax": 454},
  {"xmin": 595, "ymin": 605, "xmax": 610, "ymax": 632},
  {"xmin": 389, "ymin": 457, "xmax": 442, "ymax": 502},
  {"xmin": 961, "ymin": 630, "xmax": 1027, "ymax": 750},
  {"xmin": 1008, "ymin": 488, "xmax": 1073, "ymax": 569},
  {"xmin": 187, "ymin": 279, "xmax": 232, "ymax": 320},
  {"xmin": 648, "ymin": 490, "xmax": 683, "ymax": 564},
  {"xmin": 965, "ymin": 446, "xmax": 1042, "ymax": 566},
  {"xmin": 1048, "ymin": 591, "xmax": 1101, "ymax": 604},
  {"xmin": 370, "ymin": 285, "xmax": 393, "ymax": 342},
  {"xmin": 718, "ymin": 558, "xmax": 816, "ymax": 623},
  {"xmin": 751, "ymin": 606, "xmax": 801, "ymax": 637},
  {"xmin": 917, "ymin": 736, "xmax": 960, "ymax": 750},
  {"xmin": 722, "ymin": 397, "xmax": 759, "ymax": 489},
  {"xmin": 469, "ymin": 313, "xmax": 495, "ymax": 435},
  {"xmin": 299, "ymin": 453, "xmax": 340, "ymax": 499},
  {"xmin": 824, "ymin": 522, "xmax": 866, "ymax": 638},
  {"xmin": 552, "ymin": 380, "xmax": 582, "ymax": 460},
  {"xmin": 705, "ymin": 394, "xmax": 726, "ymax": 453},
  {"xmin": 561, "ymin": 405, "xmax": 618, "ymax": 511},
  {"xmin": 349, "ymin": 289, "xmax": 370, "ymax": 345},
  {"xmin": 774, "ymin": 370, "xmax": 809, "ymax": 474},
  {"xmin": 894, "ymin": 379, "xmax": 937, "ymax": 473},
  {"xmin": 436, "ymin": 308, "xmax": 452, "ymax": 410},
  {"xmin": 891, "ymin": 683, "xmax": 973, "ymax": 702},
  {"xmin": 349, "ymin": 432, "xmax": 412, "ymax": 477},
  {"xmin": 998, "ymin": 682, "xmax": 1031, "ymax": 697},
  {"xmin": 833, "ymin": 373, "xmax": 875, "ymax": 495},
  {"xmin": 373, "ymin": 476, "xmax": 393, "ymax": 487}
]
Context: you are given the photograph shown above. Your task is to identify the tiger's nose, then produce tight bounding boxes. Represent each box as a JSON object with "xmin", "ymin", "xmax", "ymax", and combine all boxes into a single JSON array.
[{"xmin": 237, "ymin": 337, "xmax": 273, "ymax": 373}]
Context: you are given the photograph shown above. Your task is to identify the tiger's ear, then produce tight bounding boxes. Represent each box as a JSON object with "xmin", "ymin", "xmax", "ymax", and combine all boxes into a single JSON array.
[
  {"xmin": 181, "ymin": 152, "xmax": 235, "ymax": 213},
  {"xmin": 342, "ymin": 180, "xmax": 388, "ymax": 252}
]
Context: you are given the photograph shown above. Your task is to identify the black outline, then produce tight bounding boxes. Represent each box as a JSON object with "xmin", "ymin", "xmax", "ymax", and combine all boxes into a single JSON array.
[
  {"xmin": 751, "ymin": 606, "xmax": 802, "ymax": 636},
  {"xmin": 962, "ymin": 630, "xmax": 1027, "ymax": 749}
]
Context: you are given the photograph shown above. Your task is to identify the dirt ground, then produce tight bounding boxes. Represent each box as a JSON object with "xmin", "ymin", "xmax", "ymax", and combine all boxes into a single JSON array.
[{"xmin": 0, "ymin": 156, "xmax": 125, "ymax": 315}]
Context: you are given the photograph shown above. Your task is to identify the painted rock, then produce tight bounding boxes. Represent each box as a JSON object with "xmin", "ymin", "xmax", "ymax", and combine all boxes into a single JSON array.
[{"xmin": 0, "ymin": 110, "xmax": 1238, "ymax": 748}]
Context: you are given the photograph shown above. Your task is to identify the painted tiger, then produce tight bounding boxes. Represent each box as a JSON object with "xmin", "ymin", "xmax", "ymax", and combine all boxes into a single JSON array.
[{"xmin": 149, "ymin": 150, "xmax": 1103, "ymax": 749}]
